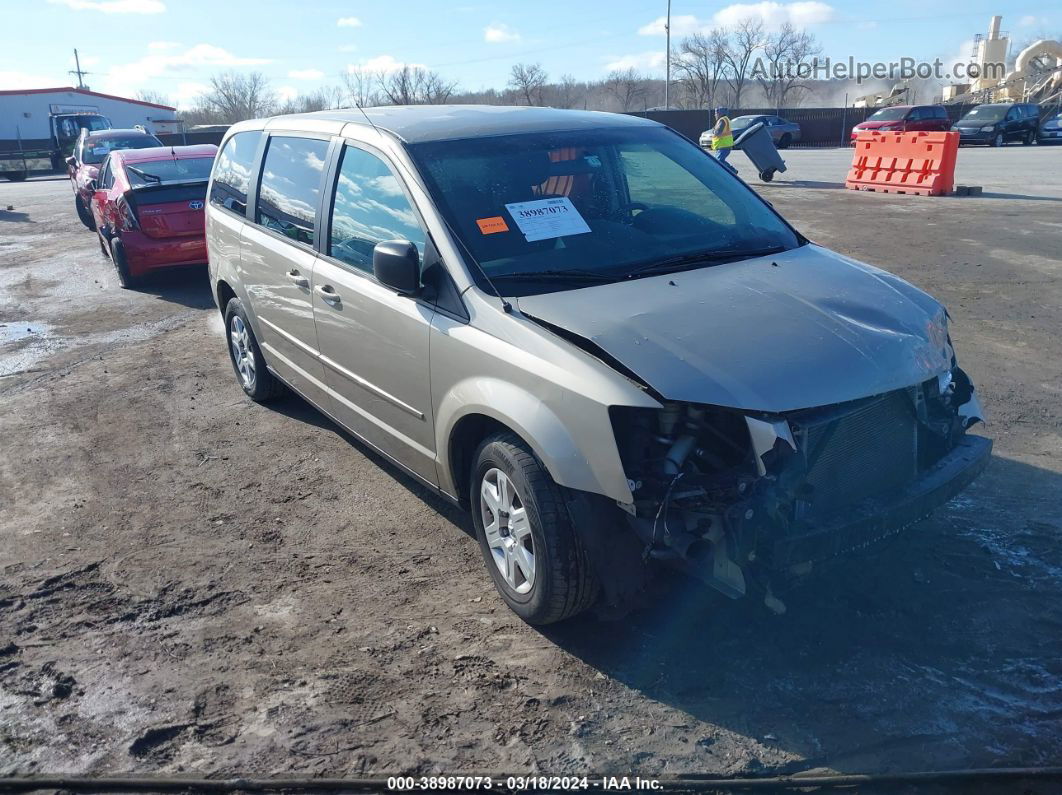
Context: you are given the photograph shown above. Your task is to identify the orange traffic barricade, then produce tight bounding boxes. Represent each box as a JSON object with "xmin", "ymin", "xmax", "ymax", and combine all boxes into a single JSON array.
[{"xmin": 845, "ymin": 131, "xmax": 959, "ymax": 196}]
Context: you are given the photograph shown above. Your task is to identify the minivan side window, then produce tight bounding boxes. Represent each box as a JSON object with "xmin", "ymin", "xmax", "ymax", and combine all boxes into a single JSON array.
[
  {"xmin": 328, "ymin": 145, "xmax": 427, "ymax": 273},
  {"xmin": 256, "ymin": 136, "xmax": 330, "ymax": 246},
  {"xmin": 210, "ymin": 130, "xmax": 263, "ymax": 216}
]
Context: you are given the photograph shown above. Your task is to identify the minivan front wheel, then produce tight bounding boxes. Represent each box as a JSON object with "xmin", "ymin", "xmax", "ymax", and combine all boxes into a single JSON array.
[
  {"xmin": 224, "ymin": 298, "xmax": 285, "ymax": 402},
  {"xmin": 471, "ymin": 432, "xmax": 598, "ymax": 625},
  {"xmin": 991, "ymin": 133, "xmax": 1004, "ymax": 147}
]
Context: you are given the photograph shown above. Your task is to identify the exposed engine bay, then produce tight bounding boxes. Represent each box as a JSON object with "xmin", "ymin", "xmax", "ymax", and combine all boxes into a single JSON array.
[{"xmin": 609, "ymin": 367, "xmax": 986, "ymax": 608}]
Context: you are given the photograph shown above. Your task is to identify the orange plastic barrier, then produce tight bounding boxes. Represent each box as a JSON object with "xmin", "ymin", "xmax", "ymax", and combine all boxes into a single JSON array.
[{"xmin": 845, "ymin": 131, "xmax": 959, "ymax": 196}]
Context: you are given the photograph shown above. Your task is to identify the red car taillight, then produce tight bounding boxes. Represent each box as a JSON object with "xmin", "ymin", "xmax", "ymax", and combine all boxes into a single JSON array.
[{"xmin": 117, "ymin": 194, "xmax": 139, "ymax": 231}]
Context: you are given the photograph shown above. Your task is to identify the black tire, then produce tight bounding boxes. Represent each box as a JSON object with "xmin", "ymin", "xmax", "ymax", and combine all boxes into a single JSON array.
[
  {"xmin": 109, "ymin": 237, "xmax": 139, "ymax": 289},
  {"xmin": 97, "ymin": 231, "xmax": 109, "ymax": 258},
  {"xmin": 470, "ymin": 432, "xmax": 598, "ymax": 625},
  {"xmin": 1023, "ymin": 131, "xmax": 1034, "ymax": 146},
  {"xmin": 223, "ymin": 297, "xmax": 286, "ymax": 402},
  {"xmin": 777, "ymin": 133, "xmax": 792, "ymax": 149},
  {"xmin": 760, "ymin": 167, "xmax": 776, "ymax": 182},
  {"xmin": 2, "ymin": 171, "xmax": 27, "ymax": 182},
  {"xmin": 75, "ymin": 195, "xmax": 96, "ymax": 230},
  {"xmin": 991, "ymin": 133, "xmax": 1004, "ymax": 148}
]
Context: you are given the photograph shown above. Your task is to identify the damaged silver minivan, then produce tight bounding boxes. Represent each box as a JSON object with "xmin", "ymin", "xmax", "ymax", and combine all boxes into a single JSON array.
[{"xmin": 206, "ymin": 106, "xmax": 991, "ymax": 624}]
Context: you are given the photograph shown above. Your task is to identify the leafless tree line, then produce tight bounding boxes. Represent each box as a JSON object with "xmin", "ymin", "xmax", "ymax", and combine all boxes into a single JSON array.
[{"xmin": 162, "ymin": 21, "xmax": 823, "ymax": 126}]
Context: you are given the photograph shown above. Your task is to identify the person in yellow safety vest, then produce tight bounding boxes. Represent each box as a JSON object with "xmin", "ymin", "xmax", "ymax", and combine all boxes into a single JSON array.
[{"xmin": 709, "ymin": 106, "xmax": 734, "ymax": 164}]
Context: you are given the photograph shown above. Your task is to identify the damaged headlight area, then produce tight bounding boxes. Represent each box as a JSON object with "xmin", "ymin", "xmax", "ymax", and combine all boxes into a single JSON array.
[{"xmin": 609, "ymin": 367, "xmax": 986, "ymax": 605}]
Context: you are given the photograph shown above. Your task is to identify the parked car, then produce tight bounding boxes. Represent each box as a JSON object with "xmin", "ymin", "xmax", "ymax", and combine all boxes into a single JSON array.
[
  {"xmin": 67, "ymin": 127, "xmax": 162, "ymax": 229},
  {"xmin": 700, "ymin": 115, "xmax": 801, "ymax": 149},
  {"xmin": 1037, "ymin": 108, "xmax": 1062, "ymax": 144},
  {"xmin": 91, "ymin": 144, "xmax": 217, "ymax": 288},
  {"xmin": 850, "ymin": 105, "xmax": 951, "ymax": 142},
  {"xmin": 207, "ymin": 106, "xmax": 990, "ymax": 624},
  {"xmin": 953, "ymin": 103, "xmax": 1041, "ymax": 147}
]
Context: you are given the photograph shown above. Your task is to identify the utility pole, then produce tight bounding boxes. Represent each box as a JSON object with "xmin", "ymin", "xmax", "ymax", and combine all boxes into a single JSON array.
[
  {"xmin": 69, "ymin": 49, "xmax": 90, "ymax": 89},
  {"xmin": 664, "ymin": 0, "xmax": 671, "ymax": 109}
]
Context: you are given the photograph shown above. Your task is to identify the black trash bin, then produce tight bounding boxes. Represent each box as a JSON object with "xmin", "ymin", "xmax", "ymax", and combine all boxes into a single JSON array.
[{"xmin": 734, "ymin": 121, "xmax": 787, "ymax": 182}]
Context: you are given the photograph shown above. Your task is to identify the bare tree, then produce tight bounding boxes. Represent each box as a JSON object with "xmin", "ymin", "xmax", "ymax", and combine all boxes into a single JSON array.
[
  {"xmin": 135, "ymin": 89, "xmax": 172, "ymax": 107},
  {"xmin": 723, "ymin": 17, "xmax": 765, "ymax": 109},
  {"xmin": 193, "ymin": 71, "xmax": 276, "ymax": 124},
  {"xmin": 552, "ymin": 74, "xmax": 580, "ymax": 108},
  {"xmin": 672, "ymin": 29, "xmax": 730, "ymax": 108},
  {"xmin": 376, "ymin": 66, "xmax": 458, "ymax": 105},
  {"xmin": 603, "ymin": 68, "xmax": 647, "ymax": 111},
  {"xmin": 754, "ymin": 22, "xmax": 821, "ymax": 109},
  {"xmin": 341, "ymin": 70, "xmax": 381, "ymax": 107},
  {"xmin": 508, "ymin": 63, "xmax": 548, "ymax": 106}
]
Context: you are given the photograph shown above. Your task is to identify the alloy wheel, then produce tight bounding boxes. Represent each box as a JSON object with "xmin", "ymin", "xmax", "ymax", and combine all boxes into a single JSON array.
[
  {"xmin": 480, "ymin": 467, "xmax": 535, "ymax": 594},
  {"xmin": 229, "ymin": 315, "xmax": 256, "ymax": 389}
]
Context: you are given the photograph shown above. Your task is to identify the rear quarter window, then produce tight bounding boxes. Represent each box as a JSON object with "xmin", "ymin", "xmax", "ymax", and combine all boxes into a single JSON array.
[
  {"xmin": 255, "ymin": 136, "xmax": 330, "ymax": 246},
  {"xmin": 210, "ymin": 131, "xmax": 263, "ymax": 216}
]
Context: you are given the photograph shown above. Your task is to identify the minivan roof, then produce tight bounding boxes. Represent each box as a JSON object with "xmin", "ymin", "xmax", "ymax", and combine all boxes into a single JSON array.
[{"xmin": 257, "ymin": 104, "xmax": 661, "ymax": 143}]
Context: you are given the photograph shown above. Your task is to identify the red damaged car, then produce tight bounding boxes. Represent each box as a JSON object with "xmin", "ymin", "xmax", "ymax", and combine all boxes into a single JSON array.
[
  {"xmin": 90, "ymin": 144, "xmax": 217, "ymax": 288},
  {"xmin": 68, "ymin": 128, "xmax": 162, "ymax": 230}
]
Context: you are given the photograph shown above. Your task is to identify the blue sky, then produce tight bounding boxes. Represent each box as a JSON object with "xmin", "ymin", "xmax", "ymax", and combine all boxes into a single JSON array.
[{"xmin": 1, "ymin": 0, "xmax": 1059, "ymax": 107}]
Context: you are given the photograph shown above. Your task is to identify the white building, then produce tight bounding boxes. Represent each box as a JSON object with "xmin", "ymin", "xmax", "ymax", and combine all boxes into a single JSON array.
[{"xmin": 0, "ymin": 86, "xmax": 179, "ymax": 142}]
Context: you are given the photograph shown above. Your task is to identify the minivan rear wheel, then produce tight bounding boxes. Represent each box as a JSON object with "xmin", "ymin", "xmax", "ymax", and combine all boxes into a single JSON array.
[
  {"xmin": 470, "ymin": 432, "xmax": 598, "ymax": 625},
  {"xmin": 224, "ymin": 297, "xmax": 286, "ymax": 402}
]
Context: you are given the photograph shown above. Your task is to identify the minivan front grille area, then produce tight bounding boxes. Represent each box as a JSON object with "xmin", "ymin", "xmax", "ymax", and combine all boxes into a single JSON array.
[{"xmin": 790, "ymin": 390, "xmax": 918, "ymax": 522}]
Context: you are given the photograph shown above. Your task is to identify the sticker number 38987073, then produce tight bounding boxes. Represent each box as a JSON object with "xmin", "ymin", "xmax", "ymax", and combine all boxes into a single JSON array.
[{"xmin": 504, "ymin": 197, "xmax": 592, "ymax": 242}]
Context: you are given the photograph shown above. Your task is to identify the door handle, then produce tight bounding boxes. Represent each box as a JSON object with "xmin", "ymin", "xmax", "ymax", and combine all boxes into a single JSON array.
[
  {"xmin": 315, "ymin": 284, "xmax": 341, "ymax": 304},
  {"xmin": 285, "ymin": 269, "xmax": 309, "ymax": 288}
]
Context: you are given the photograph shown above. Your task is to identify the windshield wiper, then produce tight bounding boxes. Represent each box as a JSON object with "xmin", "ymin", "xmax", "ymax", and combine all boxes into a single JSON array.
[
  {"xmin": 624, "ymin": 245, "xmax": 788, "ymax": 277},
  {"xmin": 492, "ymin": 268, "xmax": 618, "ymax": 283},
  {"xmin": 126, "ymin": 165, "xmax": 161, "ymax": 184}
]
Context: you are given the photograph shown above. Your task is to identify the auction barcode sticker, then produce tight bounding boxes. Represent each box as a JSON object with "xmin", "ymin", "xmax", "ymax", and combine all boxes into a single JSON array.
[{"xmin": 504, "ymin": 197, "xmax": 591, "ymax": 242}]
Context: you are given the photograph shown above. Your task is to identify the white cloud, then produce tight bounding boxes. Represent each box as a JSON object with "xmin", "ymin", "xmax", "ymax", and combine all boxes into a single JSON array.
[
  {"xmin": 277, "ymin": 85, "xmax": 299, "ymax": 103},
  {"xmin": 47, "ymin": 0, "xmax": 165, "ymax": 12},
  {"xmin": 638, "ymin": 14, "xmax": 702, "ymax": 37},
  {"xmin": 604, "ymin": 51, "xmax": 667, "ymax": 72},
  {"xmin": 338, "ymin": 44, "xmax": 358, "ymax": 53},
  {"xmin": 638, "ymin": 2, "xmax": 834, "ymax": 36},
  {"xmin": 1019, "ymin": 15, "xmax": 1045, "ymax": 27},
  {"xmin": 0, "ymin": 70, "xmax": 65, "ymax": 90},
  {"xmin": 347, "ymin": 54, "xmax": 424, "ymax": 74},
  {"xmin": 288, "ymin": 68, "xmax": 324, "ymax": 80},
  {"xmin": 484, "ymin": 22, "xmax": 520, "ymax": 43},
  {"xmin": 101, "ymin": 43, "xmax": 272, "ymax": 98},
  {"xmin": 337, "ymin": 16, "xmax": 362, "ymax": 27},
  {"xmin": 173, "ymin": 81, "xmax": 209, "ymax": 106},
  {"xmin": 713, "ymin": 2, "xmax": 834, "ymax": 29},
  {"xmin": 148, "ymin": 40, "xmax": 180, "ymax": 50}
]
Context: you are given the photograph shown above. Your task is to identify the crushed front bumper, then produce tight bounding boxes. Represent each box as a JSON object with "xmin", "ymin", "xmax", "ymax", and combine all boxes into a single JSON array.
[{"xmin": 769, "ymin": 434, "xmax": 992, "ymax": 569}]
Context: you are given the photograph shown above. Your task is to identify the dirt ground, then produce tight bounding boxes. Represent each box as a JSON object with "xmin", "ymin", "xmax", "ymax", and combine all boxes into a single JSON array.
[{"xmin": 2, "ymin": 147, "xmax": 1061, "ymax": 782}]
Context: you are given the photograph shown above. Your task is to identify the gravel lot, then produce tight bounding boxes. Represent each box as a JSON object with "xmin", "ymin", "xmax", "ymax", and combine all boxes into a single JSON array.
[{"xmin": 2, "ymin": 146, "xmax": 1061, "ymax": 781}]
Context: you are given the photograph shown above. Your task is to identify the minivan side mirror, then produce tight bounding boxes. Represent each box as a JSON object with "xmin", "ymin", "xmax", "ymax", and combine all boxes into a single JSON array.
[
  {"xmin": 65, "ymin": 156, "xmax": 77, "ymax": 167},
  {"xmin": 87, "ymin": 178, "xmax": 97, "ymax": 192},
  {"xmin": 373, "ymin": 240, "xmax": 420, "ymax": 294}
]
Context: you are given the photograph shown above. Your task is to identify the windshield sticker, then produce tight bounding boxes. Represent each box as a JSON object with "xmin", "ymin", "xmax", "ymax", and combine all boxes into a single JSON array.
[
  {"xmin": 504, "ymin": 197, "xmax": 591, "ymax": 242},
  {"xmin": 476, "ymin": 216, "xmax": 509, "ymax": 235}
]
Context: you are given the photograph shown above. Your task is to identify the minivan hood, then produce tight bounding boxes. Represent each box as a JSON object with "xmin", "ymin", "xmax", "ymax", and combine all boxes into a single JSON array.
[{"xmin": 516, "ymin": 244, "xmax": 951, "ymax": 413}]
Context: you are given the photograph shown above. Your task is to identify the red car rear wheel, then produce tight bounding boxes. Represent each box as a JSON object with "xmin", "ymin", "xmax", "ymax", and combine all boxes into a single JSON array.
[{"xmin": 109, "ymin": 238, "xmax": 140, "ymax": 289}]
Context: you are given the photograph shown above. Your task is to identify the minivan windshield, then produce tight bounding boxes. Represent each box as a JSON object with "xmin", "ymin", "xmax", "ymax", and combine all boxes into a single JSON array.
[
  {"xmin": 868, "ymin": 107, "xmax": 909, "ymax": 121},
  {"xmin": 409, "ymin": 126, "xmax": 801, "ymax": 295},
  {"xmin": 961, "ymin": 105, "xmax": 1007, "ymax": 123}
]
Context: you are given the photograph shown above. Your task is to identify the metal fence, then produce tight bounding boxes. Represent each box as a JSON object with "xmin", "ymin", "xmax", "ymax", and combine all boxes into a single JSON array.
[{"xmin": 628, "ymin": 105, "xmax": 978, "ymax": 147}]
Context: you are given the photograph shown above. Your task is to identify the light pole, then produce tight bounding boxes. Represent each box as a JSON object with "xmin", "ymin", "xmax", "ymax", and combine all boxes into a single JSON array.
[{"xmin": 664, "ymin": 0, "xmax": 672, "ymax": 109}]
